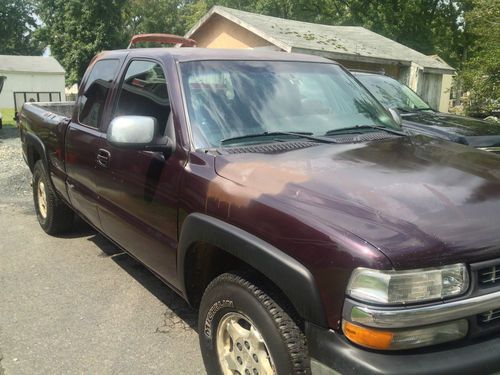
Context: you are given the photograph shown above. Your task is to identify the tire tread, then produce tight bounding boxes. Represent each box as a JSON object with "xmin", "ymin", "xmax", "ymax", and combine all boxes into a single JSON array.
[{"xmin": 203, "ymin": 272, "xmax": 311, "ymax": 374}]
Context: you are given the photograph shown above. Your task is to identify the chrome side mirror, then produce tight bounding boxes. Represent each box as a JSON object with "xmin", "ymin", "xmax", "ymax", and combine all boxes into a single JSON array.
[
  {"xmin": 107, "ymin": 115, "xmax": 173, "ymax": 155},
  {"xmin": 108, "ymin": 116, "xmax": 157, "ymax": 147}
]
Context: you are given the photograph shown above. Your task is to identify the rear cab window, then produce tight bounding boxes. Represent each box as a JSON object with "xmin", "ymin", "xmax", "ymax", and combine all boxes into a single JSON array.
[{"xmin": 78, "ymin": 59, "xmax": 120, "ymax": 128}]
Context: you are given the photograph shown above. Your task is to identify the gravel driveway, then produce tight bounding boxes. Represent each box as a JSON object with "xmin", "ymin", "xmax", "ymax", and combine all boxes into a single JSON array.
[{"xmin": 0, "ymin": 127, "xmax": 205, "ymax": 374}]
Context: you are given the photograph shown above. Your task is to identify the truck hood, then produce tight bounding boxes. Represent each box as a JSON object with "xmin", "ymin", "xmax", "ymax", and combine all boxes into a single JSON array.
[
  {"xmin": 403, "ymin": 111, "xmax": 500, "ymax": 147},
  {"xmin": 214, "ymin": 136, "xmax": 500, "ymax": 269}
]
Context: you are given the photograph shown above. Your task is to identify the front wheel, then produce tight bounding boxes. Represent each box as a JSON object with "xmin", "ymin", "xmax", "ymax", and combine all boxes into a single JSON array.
[
  {"xmin": 33, "ymin": 160, "xmax": 74, "ymax": 235},
  {"xmin": 198, "ymin": 272, "xmax": 310, "ymax": 375}
]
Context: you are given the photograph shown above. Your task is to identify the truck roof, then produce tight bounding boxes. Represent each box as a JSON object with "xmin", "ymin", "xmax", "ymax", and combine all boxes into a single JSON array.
[{"xmin": 97, "ymin": 47, "xmax": 335, "ymax": 64}]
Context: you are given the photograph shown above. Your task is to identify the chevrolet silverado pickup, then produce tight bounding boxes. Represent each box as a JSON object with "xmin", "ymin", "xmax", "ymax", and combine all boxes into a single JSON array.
[{"xmin": 19, "ymin": 34, "xmax": 500, "ymax": 375}]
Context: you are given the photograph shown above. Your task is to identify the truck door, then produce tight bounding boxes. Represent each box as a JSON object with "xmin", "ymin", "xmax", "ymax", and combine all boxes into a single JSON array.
[
  {"xmin": 65, "ymin": 59, "xmax": 121, "ymax": 228},
  {"xmin": 95, "ymin": 59, "xmax": 184, "ymax": 284}
]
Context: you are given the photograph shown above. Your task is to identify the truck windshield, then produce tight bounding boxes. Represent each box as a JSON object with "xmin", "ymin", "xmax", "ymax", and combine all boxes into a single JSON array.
[
  {"xmin": 354, "ymin": 73, "xmax": 432, "ymax": 113},
  {"xmin": 180, "ymin": 61, "xmax": 399, "ymax": 148}
]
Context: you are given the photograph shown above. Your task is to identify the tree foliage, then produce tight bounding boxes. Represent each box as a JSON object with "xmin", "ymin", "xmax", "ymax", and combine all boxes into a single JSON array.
[
  {"xmin": 27, "ymin": 0, "xmax": 475, "ymax": 85},
  {"xmin": 5, "ymin": 0, "xmax": 494, "ymax": 114},
  {"xmin": 340, "ymin": 0, "xmax": 466, "ymax": 68},
  {"xmin": 124, "ymin": 0, "xmax": 185, "ymax": 36},
  {"xmin": 36, "ymin": 0, "xmax": 127, "ymax": 85},
  {"xmin": 0, "ymin": 0, "xmax": 43, "ymax": 55},
  {"xmin": 459, "ymin": 0, "xmax": 499, "ymax": 115}
]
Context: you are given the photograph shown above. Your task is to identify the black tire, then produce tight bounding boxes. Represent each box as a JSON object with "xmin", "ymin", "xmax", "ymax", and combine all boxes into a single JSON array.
[
  {"xmin": 199, "ymin": 272, "xmax": 310, "ymax": 375},
  {"xmin": 33, "ymin": 160, "xmax": 74, "ymax": 235}
]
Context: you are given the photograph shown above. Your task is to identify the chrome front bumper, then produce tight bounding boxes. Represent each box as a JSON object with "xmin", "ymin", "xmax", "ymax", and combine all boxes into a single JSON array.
[{"xmin": 343, "ymin": 289, "xmax": 500, "ymax": 329}]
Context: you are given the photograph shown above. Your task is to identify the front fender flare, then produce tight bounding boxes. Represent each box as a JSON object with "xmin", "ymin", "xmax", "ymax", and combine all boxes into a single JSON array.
[{"xmin": 177, "ymin": 213, "xmax": 328, "ymax": 327}]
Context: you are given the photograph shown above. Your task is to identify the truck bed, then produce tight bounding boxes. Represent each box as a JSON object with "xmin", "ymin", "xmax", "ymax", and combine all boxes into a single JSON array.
[
  {"xmin": 22, "ymin": 102, "xmax": 75, "ymax": 126},
  {"xmin": 19, "ymin": 101, "xmax": 76, "ymax": 188}
]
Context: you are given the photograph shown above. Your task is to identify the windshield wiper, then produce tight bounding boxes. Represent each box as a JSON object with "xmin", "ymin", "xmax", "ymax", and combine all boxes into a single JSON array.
[
  {"xmin": 324, "ymin": 124, "xmax": 406, "ymax": 137},
  {"xmin": 220, "ymin": 131, "xmax": 338, "ymax": 146}
]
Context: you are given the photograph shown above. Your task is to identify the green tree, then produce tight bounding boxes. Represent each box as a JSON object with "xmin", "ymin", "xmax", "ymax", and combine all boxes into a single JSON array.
[
  {"xmin": 123, "ymin": 0, "xmax": 184, "ymax": 37},
  {"xmin": 36, "ymin": 0, "xmax": 127, "ymax": 85},
  {"xmin": 180, "ymin": 0, "xmax": 341, "ymax": 29},
  {"xmin": 459, "ymin": 0, "xmax": 499, "ymax": 116},
  {"xmin": 343, "ymin": 0, "xmax": 466, "ymax": 68},
  {"xmin": 0, "ymin": 0, "xmax": 43, "ymax": 55}
]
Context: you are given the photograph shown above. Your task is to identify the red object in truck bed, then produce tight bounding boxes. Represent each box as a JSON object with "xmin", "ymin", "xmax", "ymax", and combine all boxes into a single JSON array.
[{"xmin": 127, "ymin": 33, "xmax": 196, "ymax": 48}]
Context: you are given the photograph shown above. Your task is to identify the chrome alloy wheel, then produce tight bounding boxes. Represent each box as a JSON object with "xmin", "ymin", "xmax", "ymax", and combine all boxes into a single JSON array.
[
  {"xmin": 216, "ymin": 312, "xmax": 276, "ymax": 375},
  {"xmin": 37, "ymin": 179, "xmax": 48, "ymax": 219}
]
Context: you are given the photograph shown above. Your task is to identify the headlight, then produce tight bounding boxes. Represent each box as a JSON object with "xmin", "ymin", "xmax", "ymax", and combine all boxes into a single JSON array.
[{"xmin": 346, "ymin": 264, "xmax": 469, "ymax": 304}]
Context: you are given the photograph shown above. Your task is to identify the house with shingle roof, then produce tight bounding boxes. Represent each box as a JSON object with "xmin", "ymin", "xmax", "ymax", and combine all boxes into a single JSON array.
[
  {"xmin": 186, "ymin": 6, "xmax": 455, "ymax": 112},
  {"xmin": 0, "ymin": 55, "xmax": 65, "ymax": 110}
]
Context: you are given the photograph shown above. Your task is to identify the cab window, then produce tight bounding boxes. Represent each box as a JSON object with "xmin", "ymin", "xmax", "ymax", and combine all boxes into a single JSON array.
[
  {"xmin": 114, "ymin": 60, "xmax": 172, "ymax": 136},
  {"xmin": 78, "ymin": 59, "xmax": 120, "ymax": 128}
]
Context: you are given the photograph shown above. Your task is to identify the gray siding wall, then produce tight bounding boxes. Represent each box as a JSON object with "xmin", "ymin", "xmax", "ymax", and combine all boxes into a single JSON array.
[{"xmin": 0, "ymin": 72, "xmax": 65, "ymax": 109}]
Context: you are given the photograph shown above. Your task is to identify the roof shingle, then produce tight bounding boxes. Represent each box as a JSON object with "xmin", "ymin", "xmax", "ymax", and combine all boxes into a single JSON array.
[{"xmin": 187, "ymin": 6, "xmax": 454, "ymax": 73}]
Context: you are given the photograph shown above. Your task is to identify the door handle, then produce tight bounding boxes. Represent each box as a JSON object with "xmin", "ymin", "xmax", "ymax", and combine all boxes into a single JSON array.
[{"xmin": 96, "ymin": 149, "xmax": 111, "ymax": 168}]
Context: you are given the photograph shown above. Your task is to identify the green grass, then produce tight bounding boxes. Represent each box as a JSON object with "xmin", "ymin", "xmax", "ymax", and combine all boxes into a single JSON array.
[{"xmin": 1, "ymin": 108, "xmax": 17, "ymax": 127}]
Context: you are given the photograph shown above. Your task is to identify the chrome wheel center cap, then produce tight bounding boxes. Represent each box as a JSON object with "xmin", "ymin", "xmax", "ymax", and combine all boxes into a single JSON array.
[{"xmin": 216, "ymin": 312, "xmax": 276, "ymax": 375}]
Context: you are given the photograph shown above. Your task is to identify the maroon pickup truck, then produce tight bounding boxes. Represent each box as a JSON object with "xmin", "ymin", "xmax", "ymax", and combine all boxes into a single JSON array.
[{"xmin": 19, "ymin": 35, "xmax": 500, "ymax": 375}]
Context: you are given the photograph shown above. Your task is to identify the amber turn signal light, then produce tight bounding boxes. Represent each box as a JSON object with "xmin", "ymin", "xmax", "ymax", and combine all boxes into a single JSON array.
[
  {"xmin": 343, "ymin": 319, "xmax": 468, "ymax": 350},
  {"xmin": 342, "ymin": 321, "xmax": 393, "ymax": 350}
]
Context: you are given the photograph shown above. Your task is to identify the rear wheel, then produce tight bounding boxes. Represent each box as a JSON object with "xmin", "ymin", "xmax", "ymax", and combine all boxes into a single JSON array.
[
  {"xmin": 33, "ymin": 160, "xmax": 74, "ymax": 234},
  {"xmin": 199, "ymin": 272, "xmax": 310, "ymax": 375}
]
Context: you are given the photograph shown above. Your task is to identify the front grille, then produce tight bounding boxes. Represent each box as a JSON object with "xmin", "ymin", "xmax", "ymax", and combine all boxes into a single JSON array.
[
  {"xmin": 479, "ymin": 309, "xmax": 500, "ymax": 325},
  {"xmin": 470, "ymin": 260, "xmax": 500, "ymax": 336},
  {"xmin": 478, "ymin": 265, "xmax": 500, "ymax": 286}
]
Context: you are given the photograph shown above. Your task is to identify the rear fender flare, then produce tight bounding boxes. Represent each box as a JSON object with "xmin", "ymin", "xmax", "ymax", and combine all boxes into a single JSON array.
[{"xmin": 25, "ymin": 132, "xmax": 55, "ymax": 190}]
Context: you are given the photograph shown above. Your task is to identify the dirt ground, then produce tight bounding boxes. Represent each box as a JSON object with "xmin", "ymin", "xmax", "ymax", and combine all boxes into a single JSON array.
[{"xmin": 0, "ymin": 126, "xmax": 205, "ymax": 374}]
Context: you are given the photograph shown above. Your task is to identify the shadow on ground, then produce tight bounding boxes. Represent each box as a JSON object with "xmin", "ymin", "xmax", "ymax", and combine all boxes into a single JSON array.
[
  {"xmin": 63, "ymin": 217, "xmax": 198, "ymax": 331},
  {"xmin": 0, "ymin": 126, "xmax": 20, "ymax": 140}
]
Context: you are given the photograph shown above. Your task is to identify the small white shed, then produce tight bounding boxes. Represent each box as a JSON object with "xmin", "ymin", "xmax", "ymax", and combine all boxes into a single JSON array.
[{"xmin": 0, "ymin": 55, "xmax": 66, "ymax": 111}]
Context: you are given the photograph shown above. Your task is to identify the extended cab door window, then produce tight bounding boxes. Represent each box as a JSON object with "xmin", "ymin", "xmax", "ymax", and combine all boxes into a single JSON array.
[
  {"xmin": 78, "ymin": 59, "xmax": 120, "ymax": 128},
  {"xmin": 65, "ymin": 58, "xmax": 120, "ymax": 228}
]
